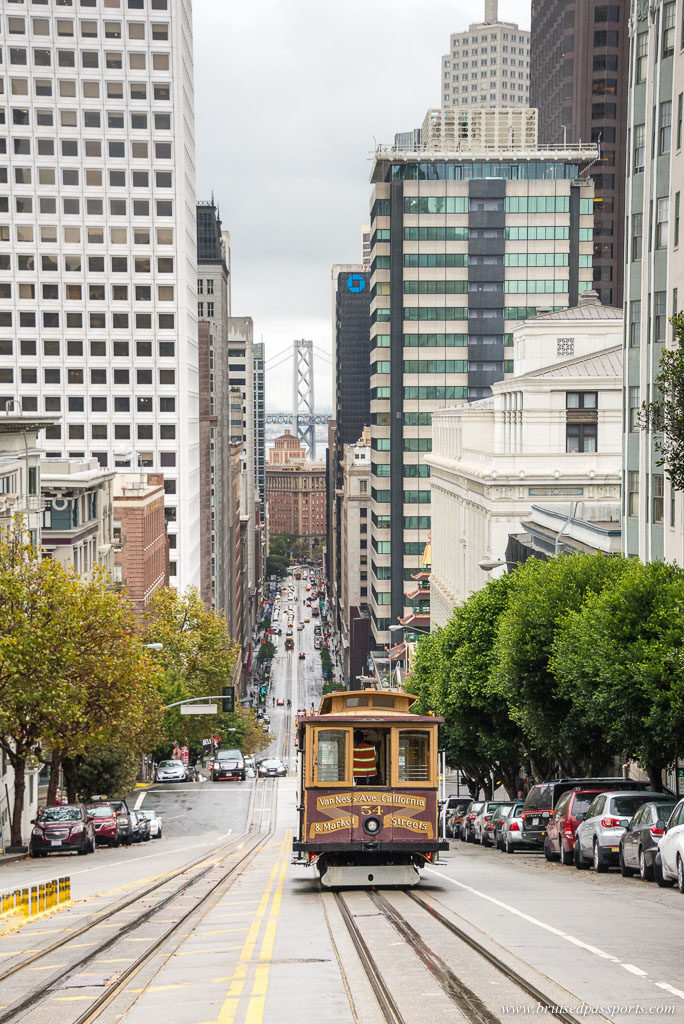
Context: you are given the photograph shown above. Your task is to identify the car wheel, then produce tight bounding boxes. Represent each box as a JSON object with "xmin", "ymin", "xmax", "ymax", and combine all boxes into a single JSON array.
[
  {"xmin": 655, "ymin": 855, "xmax": 675, "ymax": 888},
  {"xmin": 593, "ymin": 841, "xmax": 609, "ymax": 873},
  {"xmin": 574, "ymin": 842, "xmax": 589, "ymax": 870},
  {"xmin": 677, "ymin": 856, "xmax": 684, "ymax": 895},
  {"xmin": 157, "ymin": 830, "xmax": 162, "ymax": 839},
  {"xmin": 29, "ymin": 847, "xmax": 40, "ymax": 859},
  {"xmin": 619, "ymin": 848, "xmax": 635, "ymax": 877},
  {"xmin": 78, "ymin": 842, "xmax": 89, "ymax": 855},
  {"xmin": 639, "ymin": 847, "xmax": 653, "ymax": 882},
  {"xmin": 544, "ymin": 838, "xmax": 559, "ymax": 863},
  {"xmin": 505, "ymin": 837, "xmax": 515, "ymax": 854},
  {"xmin": 560, "ymin": 844, "xmax": 573, "ymax": 866}
]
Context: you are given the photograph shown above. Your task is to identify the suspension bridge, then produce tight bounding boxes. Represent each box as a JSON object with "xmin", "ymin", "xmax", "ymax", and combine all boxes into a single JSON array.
[{"xmin": 264, "ymin": 340, "xmax": 332, "ymax": 461}]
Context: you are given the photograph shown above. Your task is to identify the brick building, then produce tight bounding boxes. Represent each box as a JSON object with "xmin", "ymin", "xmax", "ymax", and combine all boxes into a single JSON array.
[
  {"xmin": 113, "ymin": 473, "xmax": 169, "ymax": 616},
  {"xmin": 265, "ymin": 432, "xmax": 326, "ymax": 542}
]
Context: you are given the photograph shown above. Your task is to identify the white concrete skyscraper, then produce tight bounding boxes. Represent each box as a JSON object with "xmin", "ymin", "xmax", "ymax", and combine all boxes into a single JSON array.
[{"xmin": 0, "ymin": 0, "xmax": 199, "ymax": 590}]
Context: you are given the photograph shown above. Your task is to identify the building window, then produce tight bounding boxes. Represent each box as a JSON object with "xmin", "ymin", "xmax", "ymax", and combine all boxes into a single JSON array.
[
  {"xmin": 662, "ymin": 1, "xmax": 675, "ymax": 57},
  {"xmin": 566, "ymin": 424, "xmax": 597, "ymax": 453},
  {"xmin": 656, "ymin": 197, "xmax": 669, "ymax": 248},
  {"xmin": 627, "ymin": 471, "xmax": 639, "ymax": 516},
  {"xmin": 630, "ymin": 300, "xmax": 641, "ymax": 347},
  {"xmin": 653, "ymin": 474, "xmax": 664, "ymax": 523},
  {"xmin": 675, "ymin": 192, "xmax": 680, "ymax": 247},
  {"xmin": 654, "ymin": 291, "xmax": 667, "ymax": 341},
  {"xmin": 633, "ymin": 124, "xmax": 645, "ymax": 174},
  {"xmin": 629, "ymin": 386, "xmax": 640, "ymax": 431},
  {"xmin": 659, "ymin": 100, "xmax": 672, "ymax": 154},
  {"xmin": 636, "ymin": 31, "xmax": 648, "ymax": 84},
  {"xmin": 631, "ymin": 213, "xmax": 643, "ymax": 260},
  {"xmin": 678, "ymin": 93, "xmax": 683, "ymax": 150}
]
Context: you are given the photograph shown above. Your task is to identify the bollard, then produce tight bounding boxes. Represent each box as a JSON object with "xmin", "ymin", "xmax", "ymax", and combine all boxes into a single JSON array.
[
  {"xmin": 22, "ymin": 887, "xmax": 29, "ymax": 917},
  {"xmin": 47, "ymin": 880, "xmax": 54, "ymax": 909}
]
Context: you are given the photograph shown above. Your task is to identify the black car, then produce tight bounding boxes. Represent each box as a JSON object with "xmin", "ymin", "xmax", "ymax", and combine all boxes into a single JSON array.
[
  {"xmin": 521, "ymin": 778, "xmax": 654, "ymax": 848},
  {"xmin": 212, "ymin": 748, "xmax": 246, "ymax": 781},
  {"xmin": 109, "ymin": 798, "xmax": 134, "ymax": 845},
  {"xmin": 443, "ymin": 796, "xmax": 472, "ymax": 839},
  {"xmin": 619, "ymin": 798, "xmax": 677, "ymax": 881}
]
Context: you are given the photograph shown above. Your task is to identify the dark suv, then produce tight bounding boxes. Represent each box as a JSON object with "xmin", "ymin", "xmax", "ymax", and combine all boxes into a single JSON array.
[
  {"xmin": 521, "ymin": 778, "xmax": 653, "ymax": 848},
  {"xmin": 212, "ymin": 749, "xmax": 246, "ymax": 781}
]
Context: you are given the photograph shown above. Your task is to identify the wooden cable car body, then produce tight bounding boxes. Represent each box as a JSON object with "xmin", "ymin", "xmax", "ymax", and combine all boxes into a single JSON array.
[{"xmin": 292, "ymin": 689, "xmax": 448, "ymax": 887}]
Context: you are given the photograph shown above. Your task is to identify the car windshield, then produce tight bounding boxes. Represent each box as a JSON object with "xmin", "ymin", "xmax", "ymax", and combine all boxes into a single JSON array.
[
  {"xmin": 140, "ymin": 811, "xmax": 158, "ymax": 821},
  {"xmin": 485, "ymin": 803, "xmax": 500, "ymax": 813},
  {"xmin": 218, "ymin": 750, "xmax": 241, "ymax": 760},
  {"xmin": 611, "ymin": 795, "xmax": 653, "ymax": 817},
  {"xmin": 86, "ymin": 805, "xmax": 114, "ymax": 818},
  {"xmin": 262, "ymin": 760, "xmax": 281, "ymax": 768},
  {"xmin": 158, "ymin": 761, "xmax": 179, "ymax": 768},
  {"xmin": 572, "ymin": 793, "xmax": 598, "ymax": 816},
  {"xmin": 524, "ymin": 784, "xmax": 552, "ymax": 810},
  {"xmin": 494, "ymin": 804, "xmax": 513, "ymax": 817},
  {"xmin": 42, "ymin": 807, "xmax": 82, "ymax": 822}
]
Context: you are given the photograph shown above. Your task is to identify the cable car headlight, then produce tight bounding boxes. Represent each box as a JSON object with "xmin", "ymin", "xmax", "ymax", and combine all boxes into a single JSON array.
[{"xmin": 363, "ymin": 816, "xmax": 382, "ymax": 835}]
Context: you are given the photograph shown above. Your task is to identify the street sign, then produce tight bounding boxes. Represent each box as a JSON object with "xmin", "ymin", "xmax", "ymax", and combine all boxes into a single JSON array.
[
  {"xmin": 678, "ymin": 768, "xmax": 684, "ymax": 780},
  {"xmin": 180, "ymin": 704, "xmax": 218, "ymax": 715}
]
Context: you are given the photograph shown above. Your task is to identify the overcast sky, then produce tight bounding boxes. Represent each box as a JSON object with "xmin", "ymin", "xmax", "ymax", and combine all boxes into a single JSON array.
[{"xmin": 195, "ymin": 0, "xmax": 531, "ymax": 410}]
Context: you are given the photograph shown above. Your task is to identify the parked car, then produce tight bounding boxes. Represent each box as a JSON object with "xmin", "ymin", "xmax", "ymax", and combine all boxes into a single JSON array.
[
  {"xmin": 299, "ymin": 652, "xmax": 306, "ymax": 660},
  {"xmin": 212, "ymin": 748, "xmax": 246, "ymax": 781},
  {"xmin": 619, "ymin": 798, "xmax": 676, "ymax": 880},
  {"xmin": 500, "ymin": 804, "xmax": 538, "ymax": 854},
  {"xmin": 138, "ymin": 809, "xmax": 163, "ymax": 839},
  {"xmin": 86, "ymin": 802, "xmax": 124, "ymax": 847},
  {"xmin": 276, "ymin": 698, "xmax": 285, "ymax": 706},
  {"xmin": 654, "ymin": 798, "xmax": 684, "ymax": 891},
  {"xmin": 129, "ymin": 810, "xmax": 151, "ymax": 843},
  {"xmin": 156, "ymin": 759, "xmax": 187, "ymax": 783},
  {"xmin": 487, "ymin": 802, "xmax": 517, "ymax": 848},
  {"xmin": 462, "ymin": 800, "xmax": 485, "ymax": 842},
  {"xmin": 472, "ymin": 801, "xmax": 506, "ymax": 845},
  {"xmin": 258, "ymin": 758, "xmax": 287, "ymax": 778},
  {"xmin": 574, "ymin": 791, "xmax": 662, "ymax": 872},
  {"xmin": 106, "ymin": 799, "xmax": 133, "ymax": 845},
  {"xmin": 544, "ymin": 788, "xmax": 608, "ymax": 865},
  {"xmin": 30, "ymin": 804, "xmax": 95, "ymax": 857},
  {"xmin": 245, "ymin": 757, "xmax": 256, "ymax": 779},
  {"xmin": 314, "ymin": 640, "xmax": 321, "ymax": 650},
  {"xmin": 443, "ymin": 796, "xmax": 472, "ymax": 839},
  {"xmin": 521, "ymin": 778, "xmax": 653, "ymax": 848},
  {"xmin": 494, "ymin": 803, "xmax": 523, "ymax": 850}
]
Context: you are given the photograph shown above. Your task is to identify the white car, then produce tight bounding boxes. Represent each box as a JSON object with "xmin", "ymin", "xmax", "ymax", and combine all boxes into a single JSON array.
[
  {"xmin": 139, "ymin": 809, "xmax": 163, "ymax": 838},
  {"xmin": 155, "ymin": 759, "xmax": 187, "ymax": 783},
  {"xmin": 297, "ymin": 623, "xmax": 305, "ymax": 631},
  {"xmin": 655, "ymin": 798, "xmax": 684, "ymax": 891},
  {"xmin": 574, "ymin": 790, "xmax": 660, "ymax": 871}
]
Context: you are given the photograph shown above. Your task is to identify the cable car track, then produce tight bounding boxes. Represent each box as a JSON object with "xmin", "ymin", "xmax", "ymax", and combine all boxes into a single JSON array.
[{"xmin": 332, "ymin": 888, "xmax": 589, "ymax": 1024}]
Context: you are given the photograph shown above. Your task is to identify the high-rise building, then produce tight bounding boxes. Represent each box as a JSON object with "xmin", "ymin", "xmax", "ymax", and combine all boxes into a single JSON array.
[
  {"xmin": 339, "ymin": 428, "xmax": 371, "ymax": 681},
  {"xmin": 196, "ymin": 202, "xmax": 231, "ymax": 613},
  {"xmin": 441, "ymin": 0, "xmax": 530, "ymax": 111},
  {"xmin": 0, "ymin": 0, "xmax": 199, "ymax": 590},
  {"xmin": 530, "ymin": 0, "xmax": 629, "ymax": 307},
  {"xmin": 253, "ymin": 341, "xmax": 266, "ymax": 504},
  {"xmin": 368, "ymin": 133, "xmax": 597, "ymax": 647},
  {"xmin": 329, "ymin": 265, "xmax": 371, "ymax": 632},
  {"xmin": 623, "ymin": 0, "xmax": 682, "ymax": 565}
]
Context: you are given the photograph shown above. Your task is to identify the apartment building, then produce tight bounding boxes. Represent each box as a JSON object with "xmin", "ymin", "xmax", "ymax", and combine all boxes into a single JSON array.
[
  {"xmin": 0, "ymin": 0, "xmax": 199, "ymax": 589},
  {"xmin": 253, "ymin": 340, "xmax": 265, "ymax": 505},
  {"xmin": 530, "ymin": 0, "xmax": 629, "ymax": 307},
  {"xmin": 441, "ymin": 0, "xmax": 530, "ymax": 110},
  {"xmin": 112, "ymin": 472, "xmax": 169, "ymax": 614},
  {"xmin": 623, "ymin": 0, "xmax": 684, "ymax": 565},
  {"xmin": 368, "ymin": 131, "xmax": 597, "ymax": 647}
]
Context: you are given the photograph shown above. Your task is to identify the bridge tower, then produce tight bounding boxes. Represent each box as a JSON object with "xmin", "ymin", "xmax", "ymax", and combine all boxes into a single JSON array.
[{"xmin": 292, "ymin": 339, "xmax": 316, "ymax": 461}]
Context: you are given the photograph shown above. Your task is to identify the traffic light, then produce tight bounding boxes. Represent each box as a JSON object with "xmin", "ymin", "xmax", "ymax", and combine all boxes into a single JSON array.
[
  {"xmin": 260, "ymin": 684, "xmax": 266, "ymax": 695},
  {"xmin": 222, "ymin": 686, "xmax": 234, "ymax": 713}
]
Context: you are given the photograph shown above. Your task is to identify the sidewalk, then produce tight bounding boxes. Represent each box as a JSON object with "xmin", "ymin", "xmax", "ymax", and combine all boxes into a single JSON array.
[{"xmin": 0, "ymin": 849, "xmax": 27, "ymax": 867}]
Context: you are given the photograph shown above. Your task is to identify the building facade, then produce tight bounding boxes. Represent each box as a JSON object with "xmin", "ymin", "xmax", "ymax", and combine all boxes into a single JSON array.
[
  {"xmin": 265, "ymin": 432, "xmax": 326, "ymax": 543},
  {"xmin": 530, "ymin": 0, "xmax": 629, "ymax": 307},
  {"xmin": 0, "ymin": 0, "xmax": 199, "ymax": 591},
  {"xmin": 0, "ymin": 411, "xmax": 52, "ymax": 549},
  {"xmin": 112, "ymin": 472, "xmax": 169, "ymax": 614},
  {"xmin": 427, "ymin": 294, "xmax": 623, "ymax": 627},
  {"xmin": 441, "ymin": 0, "xmax": 530, "ymax": 110},
  {"xmin": 338, "ymin": 429, "xmax": 371, "ymax": 681},
  {"xmin": 41, "ymin": 459, "xmax": 115, "ymax": 576},
  {"xmin": 368, "ymin": 139, "xmax": 597, "ymax": 646},
  {"xmin": 253, "ymin": 341, "xmax": 265, "ymax": 505},
  {"xmin": 623, "ymin": 0, "xmax": 683, "ymax": 565}
]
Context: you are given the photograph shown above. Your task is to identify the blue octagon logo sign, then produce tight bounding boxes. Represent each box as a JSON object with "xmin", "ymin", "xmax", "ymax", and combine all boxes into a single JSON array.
[{"xmin": 346, "ymin": 274, "xmax": 366, "ymax": 294}]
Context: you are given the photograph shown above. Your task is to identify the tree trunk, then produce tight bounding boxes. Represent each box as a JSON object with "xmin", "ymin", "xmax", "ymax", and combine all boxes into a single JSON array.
[
  {"xmin": 646, "ymin": 763, "xmax": 664, "ymax": 793},
  {"xmin": 498, "ymin": 767, "xmax": 520, "ymax": 801},
  {"xmin": 62, "ymin": 757, "xmax": 78, "ymax": 803},
  {"xmin": 47, "ymin": 750, "xmax": 61, "ymax": 806},
  {"xmin": 10, "ymin": 755, "xmax": 26, "ymax": 848}
]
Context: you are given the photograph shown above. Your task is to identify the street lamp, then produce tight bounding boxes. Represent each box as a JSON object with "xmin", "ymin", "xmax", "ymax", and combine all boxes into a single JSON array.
[
  {"xmin": 388, "ymin": 624, "xmax": 431, "ymax": 636},
  {"xmin": 478, "ymin": 559, "xmax": 518, "ymax": 572},
  {"xmin": 143, "ymin": 642, "xmax": 163, "ymax": 651}
]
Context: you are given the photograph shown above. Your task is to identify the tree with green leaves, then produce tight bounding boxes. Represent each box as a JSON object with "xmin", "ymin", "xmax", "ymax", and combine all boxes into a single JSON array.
[
  {"xmin": 269, "ymin": 532, "xmax": 295, "ymax": 559},
  {"xmin": 0, "ymin": 540, "xmax": 162, "ymax": 847},
  {"xmin": 642, "ymin": 311, "xmax": 684, "ymax": 490},
  {"xmin": 551, "ymin": 560, "xmax": 684, "ymax": 790},
  {"xmin": 142, "ymin": 588, "xmax": 241, "ymax": 757},
  {"xmin": 491, "ymin": 553, "xmax": 630, "ymax": 779}
]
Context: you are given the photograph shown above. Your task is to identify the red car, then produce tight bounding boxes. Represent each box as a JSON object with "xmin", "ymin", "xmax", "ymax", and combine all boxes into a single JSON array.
[
  {"xmin": 276, "ymin": 698, "xmax": 285, "ymax": 707},
  {"xmin": 30, "ymin": 804, "xmax": 95, "ymax": 857},
  {"xmin": 86, "ymin": 802, "xmax": 123, "ymax": 847},
  {"xmin": 544, "ymin": 789, "xmax": 607, "ymax": 864}
]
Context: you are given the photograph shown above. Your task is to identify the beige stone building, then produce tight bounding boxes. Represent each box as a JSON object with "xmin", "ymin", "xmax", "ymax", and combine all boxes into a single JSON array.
[
  {"xmin": 41, "ymin": 459, "xmax": 115, "ymax": 577},
  {"xmin": 441, "ymin": 0, "xmax": 530, "ymax": 110},
  {"xmin": 265, "ymin": 432, "xmax": 326, "ymax": 543}
]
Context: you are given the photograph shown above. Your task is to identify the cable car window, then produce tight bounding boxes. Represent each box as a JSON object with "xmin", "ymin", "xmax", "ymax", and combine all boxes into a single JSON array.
[
  {"xmin": 346, "ymin": 696, "xmax": 369, "ymax": 707},
  {"xmin": 373, "ymin": 696, "xmax": 395, "ymax": 707},
  {"xmin": 398, "ymin": 731, "xmax": 429, "ymax": 782},
  {"xmin": 315, "ymin": 729, "xmax": 348, "ymax": 783}
]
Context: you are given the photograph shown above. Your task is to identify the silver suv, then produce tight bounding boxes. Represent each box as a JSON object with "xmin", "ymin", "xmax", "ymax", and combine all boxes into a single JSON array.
[{"xmin": 574, "ymin": 790, "xmax": 661, "ymax": 872}]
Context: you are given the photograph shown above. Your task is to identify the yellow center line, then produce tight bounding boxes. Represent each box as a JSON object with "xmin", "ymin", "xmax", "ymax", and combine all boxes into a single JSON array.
[{"xmin": 174, "ymin": 945, "xmax": 243, "ymax": 957}]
